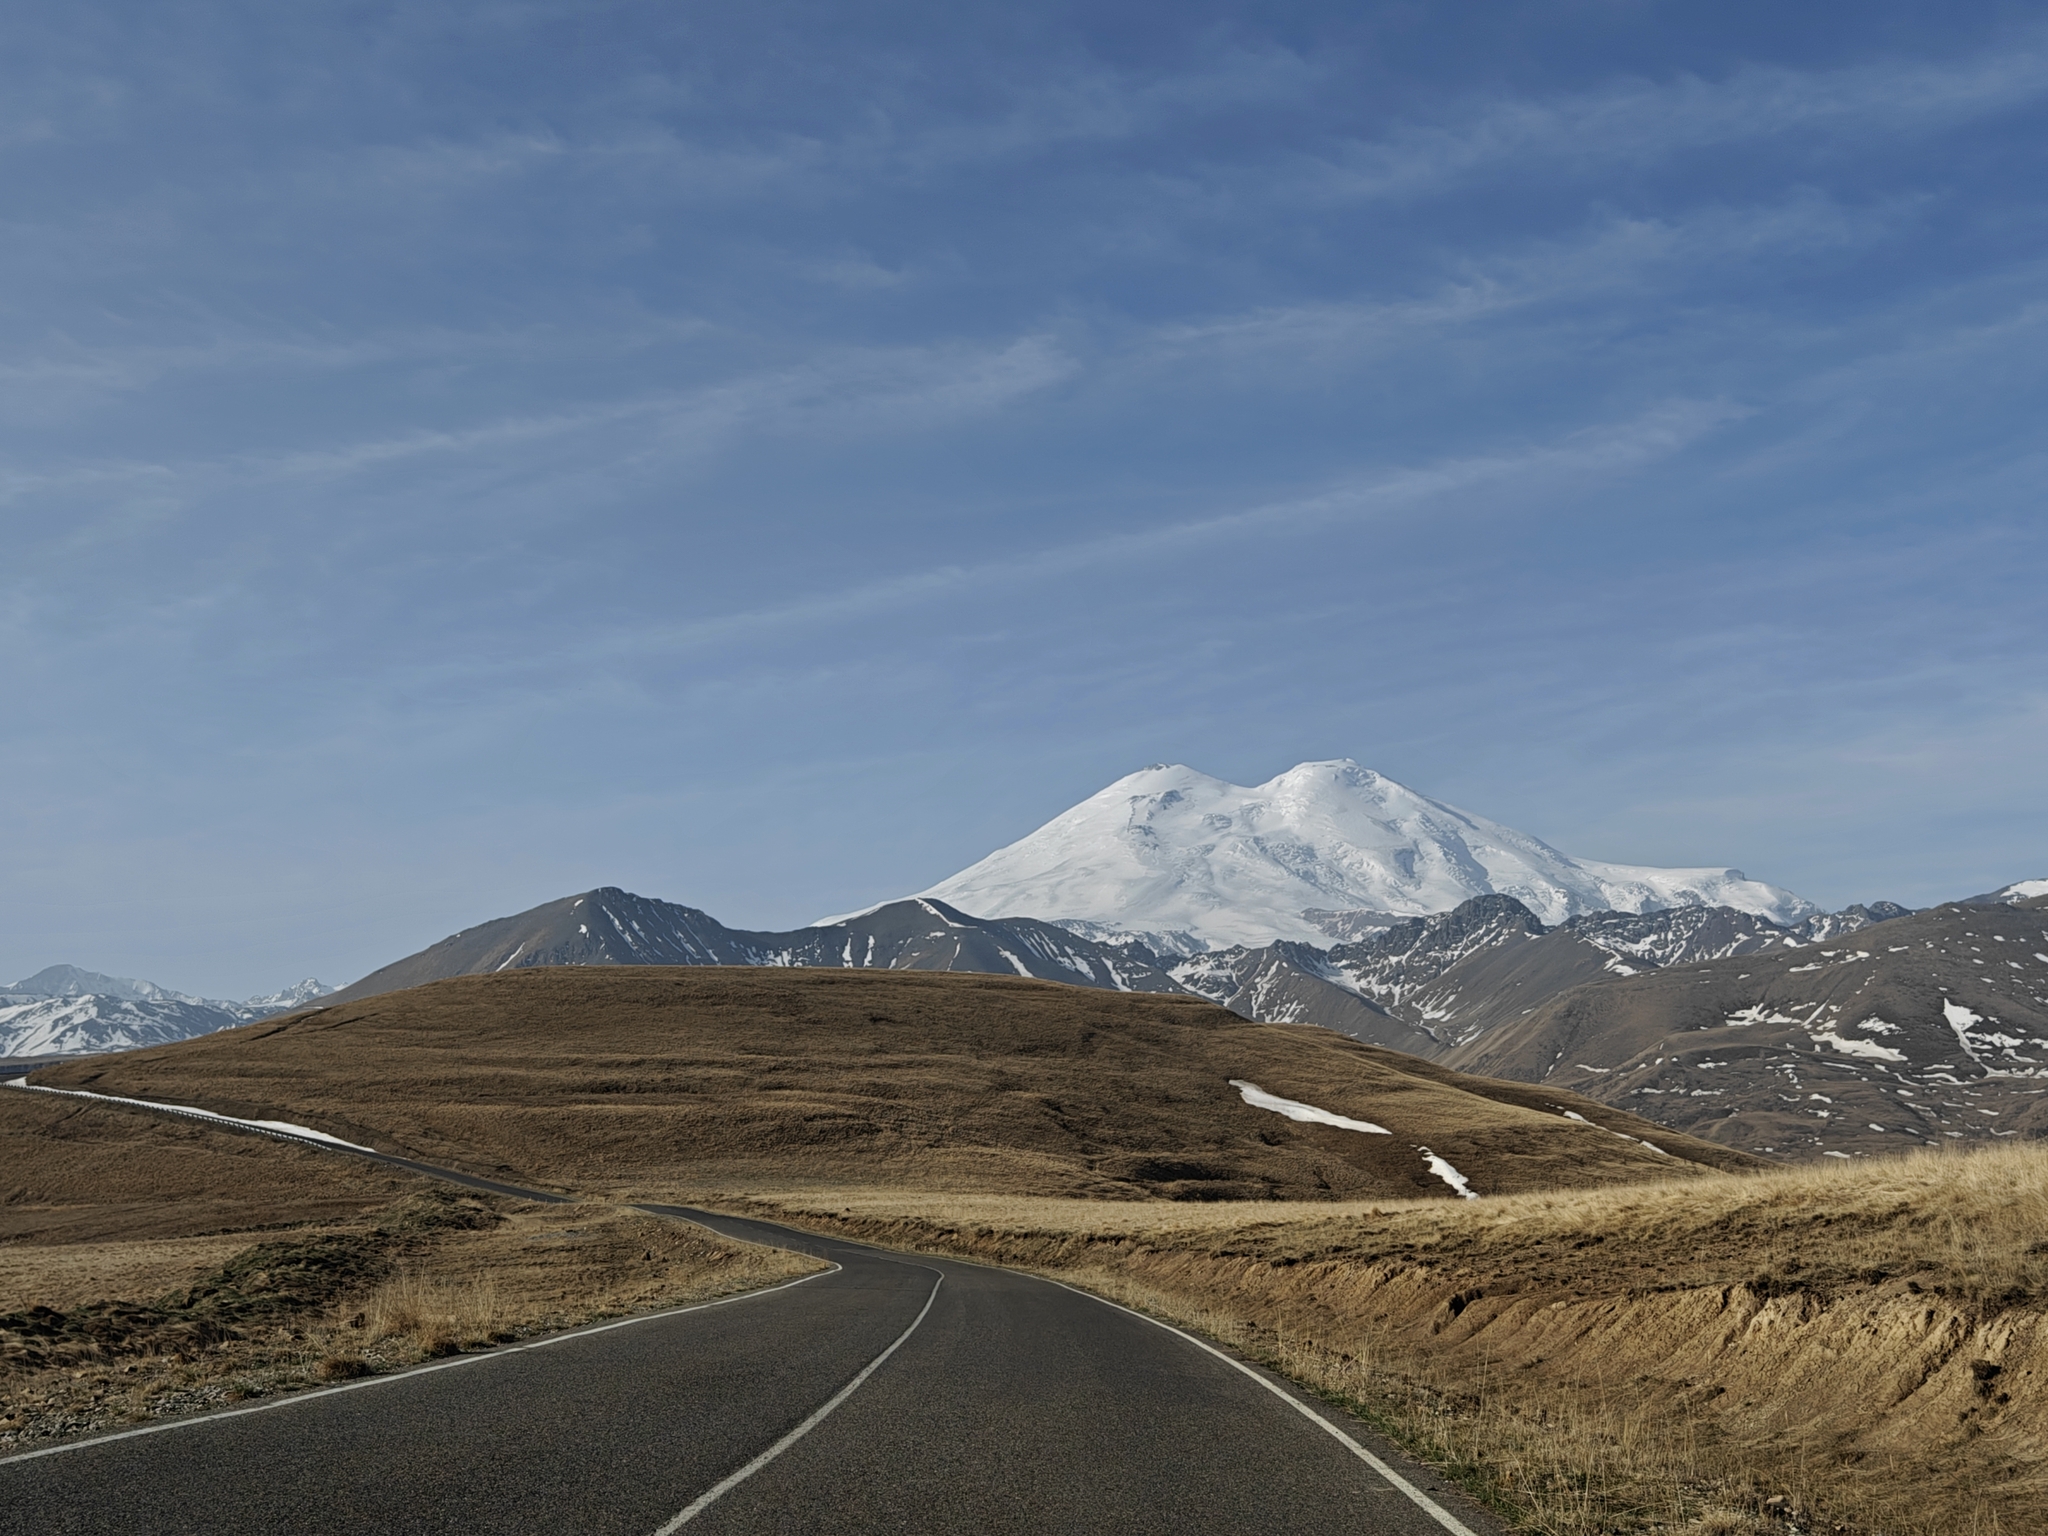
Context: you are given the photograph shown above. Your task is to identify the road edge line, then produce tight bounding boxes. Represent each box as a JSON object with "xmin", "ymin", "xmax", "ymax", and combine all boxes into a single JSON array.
[
  {"xmin": 1044, "ymin": 1276, "xmax": 1483, "ymax": 1536},
  {"xmin": 650, "ymin": 1269, "xmax": 944, "ymax": 1533},
  {"xmin": 684, "ymin": 1207, "xmax": 1488, "ymax": 1536},
  {"xmin": 0, "ymin": 1266, "xmax": 840, "ymax": 1470}
]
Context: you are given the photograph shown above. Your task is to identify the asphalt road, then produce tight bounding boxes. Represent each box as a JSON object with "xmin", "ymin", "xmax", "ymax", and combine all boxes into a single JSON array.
[{"xmin": 3, "ymin": 1194, "xmax": 1498, "ymax": 1534}]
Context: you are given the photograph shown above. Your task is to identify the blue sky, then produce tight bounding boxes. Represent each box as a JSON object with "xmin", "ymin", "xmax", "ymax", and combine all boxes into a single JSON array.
[{"xmin": 4, "ymin": 1, "xmax": 2045, "ymax": 995}]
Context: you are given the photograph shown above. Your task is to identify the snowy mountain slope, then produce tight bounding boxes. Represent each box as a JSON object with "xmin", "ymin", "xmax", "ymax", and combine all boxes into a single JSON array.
[
  {"xmin": 1966, "ymin": 878, "xmax": 2048, "ymax": 906},
  {"xmin": 1169, "ymin": 894, "xmax": 1918, "ymax": 1056},
  {"xmin": 0, "ymin": 972, "xmax": 335, "ymax": 1059},
  {"xmin": 325, "ymin": 888, "xmax": 1186, "ymax": 1005},
  {"xmin": 237, "ymin": 979, "xmax": 337, "ymax": 1015},
  {"xmin": 1448, "ymin": 894, "xmax": 2048, "ymax": 1159},
  {"xmin": 1170, "ymin": 941, "xmax": 1433, "ymax": 1055},
  {"xmin": 903, "ymin": 760, "xmax": 1817, "ymax": 949},
  {"xmin": 0, "ymin": 995, "xmax": 244, "ymax": 1059}
]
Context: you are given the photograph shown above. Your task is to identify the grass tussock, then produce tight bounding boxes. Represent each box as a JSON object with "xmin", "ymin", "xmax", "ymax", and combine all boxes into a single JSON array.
[
  {"xmin": 359, "ymin": 1270, "xmax": 504, "ymax": 1356},
  {"xmin": 735, "ymin": 1141, "xmax": 2048, "ymax": 1536}
]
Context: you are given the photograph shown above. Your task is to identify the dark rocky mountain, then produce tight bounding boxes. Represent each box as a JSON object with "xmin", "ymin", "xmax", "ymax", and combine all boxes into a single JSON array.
[
  {"xmin": 1446, "ymin": 895, "xmax": 2048, "ymax": 1158},
  {"xmin": 324, "ymin": 889, "xmax": 1184, "ymax": 1005},
  {"xmin": 1176, "ymin": 896, "xmax": 1570, "ymax": 1052},
  {"xmin": 1171, "ymin": 893, "xmax": 1921, "ymax": 1056},
  {"xmin": 1168, "ymin": 941, "xmax": 1427, "ymax": 1054},
  {"xmin": 1300, "ymin": 908, "xmax": 1405, "ymax": 943}
]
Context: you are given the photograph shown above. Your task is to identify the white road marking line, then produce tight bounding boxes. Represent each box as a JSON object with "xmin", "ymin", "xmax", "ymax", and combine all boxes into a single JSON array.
[
  {"xmin": 651, "ymin": 1269, "xmax": 944, "ymax": 1533},
  {"xmin": 1047, "ymin": 1278, "xmax": 1484, "ymax": 1536},
  {"xmin": 0, "ymin": 1267, "xmax": 840, "ymax": 1469}
]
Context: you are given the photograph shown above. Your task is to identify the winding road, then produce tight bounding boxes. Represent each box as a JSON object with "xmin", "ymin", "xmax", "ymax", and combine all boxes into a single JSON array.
[{"xmin": 0, "ymin": 1098, "xmax": 1498, "ymax": 1534}]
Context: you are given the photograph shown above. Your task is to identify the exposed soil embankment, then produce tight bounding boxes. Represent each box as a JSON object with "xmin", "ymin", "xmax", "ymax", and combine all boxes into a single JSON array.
[{"xmin": 736, "ymin": 1145, "xmax": 2048, "ymax": 1536}]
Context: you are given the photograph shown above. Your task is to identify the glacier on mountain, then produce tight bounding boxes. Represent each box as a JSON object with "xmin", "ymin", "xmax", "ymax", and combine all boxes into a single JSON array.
[{"xmin": 907, "ymin": 760, "xmax": 1816, "ymax": 949}]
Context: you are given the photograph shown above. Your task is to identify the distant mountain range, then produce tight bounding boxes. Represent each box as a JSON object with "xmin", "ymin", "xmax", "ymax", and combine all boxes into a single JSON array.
[
  {"xmin": 1448, "ymin": 892, "xmax": 2048, "ymax": 1158},
  {"xmin": 0, "ymin": 969, "xmax": 332, "ymax": 1060},
  {"xmin": 316, "ymin": 879, "xmax": 2040, "ymax": 1161},
  {"xmin": 11, "ymin": 760, "xmax": 2041, "ymax": 1165},
  {"xmin": 1166, "ymin": 895, "xmax": 1917, "ymax": 1055},
  {"xmin": 322, "ymin": 890, "xmax": 1183, "ymax": 1006}
]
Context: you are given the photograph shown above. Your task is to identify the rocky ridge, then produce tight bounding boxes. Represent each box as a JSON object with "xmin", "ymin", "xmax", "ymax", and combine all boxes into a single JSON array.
[{"xmin": 0, "ymin": 972, "xmax": 333, "ymax": 1060}]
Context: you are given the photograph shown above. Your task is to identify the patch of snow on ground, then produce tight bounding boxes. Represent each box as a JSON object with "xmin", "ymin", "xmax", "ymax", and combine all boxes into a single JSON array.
[
  {"xmin": 1811, "ymin": 1031, "xmax": 1908, "ymax": 1063},
  {"xmin": 1227, "ymin": 1079, "xmax": 1389, "ymax": 1134},
  {"xmin": 1726, "ymin": 1005, "xmax": 1798, "ymax": 1027},
  {"xmin": 1944, "ymin": 999, "xmax": 1988, "ymax": 1065},
  {"xmin": 1563, "ymin": 1107, "xmax": 1670, "ymax": 1155},
  {"xmin": 1418, "ymin": 1147, "xmax": 1478, "ymax": 1198},
  {"xmin": 4, "ymin": 1078, "xmax": 374, "ymax": 1152}
]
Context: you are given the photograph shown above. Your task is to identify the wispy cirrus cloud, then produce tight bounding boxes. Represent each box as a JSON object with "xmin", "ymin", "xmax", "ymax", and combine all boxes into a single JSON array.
[
  {"xmin": 1310, "ymin": 32, "xmax": 2048, "ymax": 201},
  {"xmin": 540, "ymin": 397, "xmax": 1746, "ymax": 667}
]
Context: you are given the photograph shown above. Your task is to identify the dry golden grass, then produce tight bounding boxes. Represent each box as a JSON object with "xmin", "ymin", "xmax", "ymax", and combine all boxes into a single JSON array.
[
  {"xmin": 731, "ymin": 1142, "xmax": 2048, "ymax": 1536},
  {"xmin": 1, "ymin": 1083, "xmax": 428, "ymax": 1245},
  {"xmin": 358, "ymin": 1268, "xmax": 503, "ymax": 1357}
]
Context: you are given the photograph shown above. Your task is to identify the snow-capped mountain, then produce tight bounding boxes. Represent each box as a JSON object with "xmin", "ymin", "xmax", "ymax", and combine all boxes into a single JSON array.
[
  {"xmin": 11, "ymin": 964, "xmax": 187, "ymax": 1003},
  {"xmin": 0, "ymin": 970, "xmax": 334, "ymax": 1059},
  {"xmin": 239, "ymin": 978, "xmax": 337, "ymax": 1014},
  {"xmin": 1967, "ymin": 878, "xmax": 2048, "ymax": 906},
  {"xmin": 903, "ymin": 760, "xmax": 1818, "ymax": 950}
]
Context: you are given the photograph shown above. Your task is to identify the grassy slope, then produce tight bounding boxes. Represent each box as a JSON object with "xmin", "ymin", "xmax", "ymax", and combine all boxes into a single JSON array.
[{"xmin": 30, "ymin": 968, "xmax": 1757, "ymax": 1200}]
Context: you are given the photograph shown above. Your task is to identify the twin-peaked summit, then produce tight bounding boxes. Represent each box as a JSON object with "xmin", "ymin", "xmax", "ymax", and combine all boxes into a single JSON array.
[{"xmin": 902, "ymin": 760, "xmax": 1816, "ymax": 951}]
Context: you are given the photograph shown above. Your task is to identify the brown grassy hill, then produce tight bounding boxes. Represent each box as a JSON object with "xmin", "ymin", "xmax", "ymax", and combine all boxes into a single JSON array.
[
  {"xmin": 30, "ymin": 968, "xmax": 1759, "ymax": 1201},
  {"xmin": 1447, "ymin": 895, "xmax": 2048, "ymax": 1157},
  {"xmin": 1, "ymin": 1086, "xmax": 422, "ymax": 1246}
]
